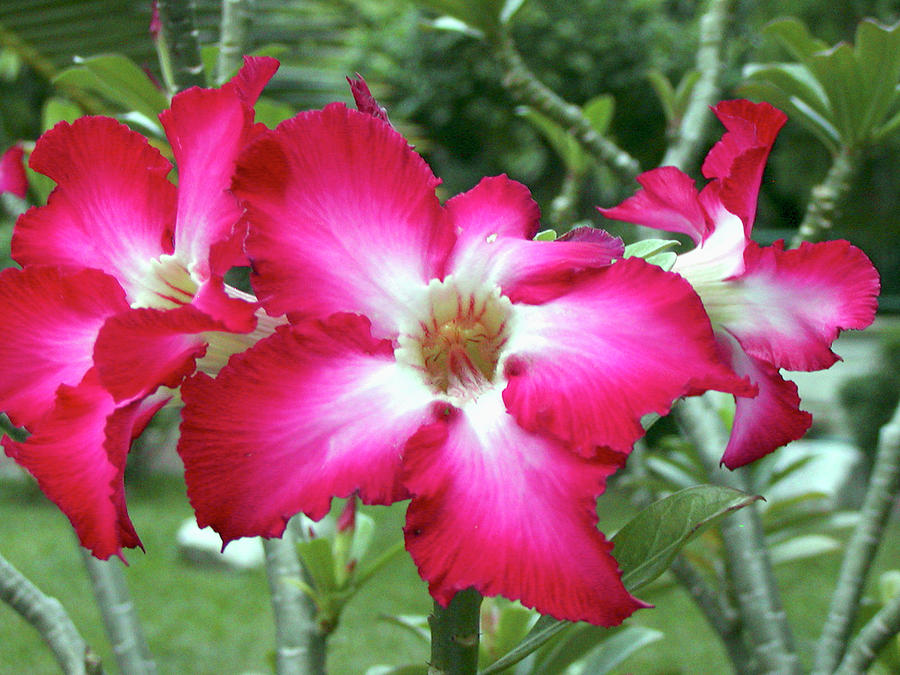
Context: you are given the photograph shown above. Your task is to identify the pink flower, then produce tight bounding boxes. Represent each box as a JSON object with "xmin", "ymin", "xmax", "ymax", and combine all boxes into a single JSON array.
[
  {"xmin": 600, "ymin": 100, "xmax": 880, "ymax": 469},
  {"xmin": 0, "ymin": 144, "xmax": 27, "ymax": 198},
  {"xmin": 177, "ymin": 103, "xmax": 751, "ymax": 625},
  {"xmin": 0, "ymin": 56, "xmax": 280, "ymax": 559}
]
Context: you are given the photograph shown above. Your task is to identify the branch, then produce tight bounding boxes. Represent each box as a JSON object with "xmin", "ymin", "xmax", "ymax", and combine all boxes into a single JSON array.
[
  {"xmin": 676, "ymin": 397, "xmax": 801, "ymax": 675},
  {"xmin": 813, "ymin": 399, "xmax": 900, "ymax": 674},
  {"xmin": 834, "ymin": 590, "xmax": 900, "ymax": 675},
  {"xmin": 263, "ymin": 524, "xmax": 326, "ymax": 675},
  {"xmin": 660, "ymin": 0, "xmax": 733, "ymax": 172},
  {"xmin": 790, "ymin": 148, "xmax": 857, "ymax": 247},
  {"xmin": 429, "ymin": 588, "xmax": 481, "ymax": 675},
  {"xmin": 155, "ymin": 0, "xmax": 206, "ymax": 93},
  {"xmin": 216, "ymin": 0, "xmax": 252, "ymax": 85},
  {"xmin": 0, "ymin": 550, "xmax": 104, "ymax": 675},
  {"xmin": 490, "ymin": 32, "xmax": 640, "ymax": 183},
  {"xmin": 80, "ymin": 551, "xmax": 156, "ymax": 675}
]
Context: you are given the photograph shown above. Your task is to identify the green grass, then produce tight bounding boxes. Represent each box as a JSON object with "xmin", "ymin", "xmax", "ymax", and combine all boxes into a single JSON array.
[{"xmin": 1, "ymin": 474, "xmax": 898, "ymax": 674}]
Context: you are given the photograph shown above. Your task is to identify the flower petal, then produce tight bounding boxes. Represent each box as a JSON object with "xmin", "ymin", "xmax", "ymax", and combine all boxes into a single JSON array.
[
  {"xmin": 502, "ymin": 257, "xmax": 754, "ymax": 455},
  {"xmin": 13, "ymin": 117, "xmax": 176, "ymax": 298},
  {"xmin": 94, "ymin": 304, "xmax": 233, "ymax": 402},
  {"xmin": 0, "ymin": 144, "xmax": 27, "ymax": 198},
  {"xmin": 598, "ymin": 166, "xmax": 710, "ymax": 244},
  {"xmin": 403, "ymin": 390, "xmax": 646, "ymax": 626},
  {"xmin": 178, "ymin": 313, "xmax": 436, "ymax": 544},
  {"xmin": 2, "ymin": 372, "xmax": 168, "ymax": 559},
  {"xmin": 235, "ymin": 103, "xmax": 453, "ymax": 337},
  {"xmin": 717, "ymin": 331, "xmax": 812, "ymax": 469},
  {"xmin": 716, "ymin": 240, "xmax": 880, "ymax": 371},
  {"xmin": 163, "ymin": 57, "xmax": 277, "ymax": 275},
  {"xmin": 446, "ymin": 176, "xmax": 623, "ymax": 304},
  {"xmin": 0, "ymin": 266, "xmax": 129, "ymax": 428}
]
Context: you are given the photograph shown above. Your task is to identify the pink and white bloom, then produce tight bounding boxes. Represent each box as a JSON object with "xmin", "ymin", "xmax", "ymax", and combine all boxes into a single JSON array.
[
  {"xmin": 177, "ymin": 103, "xmax": 752, "ymax": 625},
  {"xmin": 0, "ymin": 56, "xmax": 280, "ymax": 559},
  {"xmin": 600, "ymin": 100, "xmax": 880, "ymax": 469}
]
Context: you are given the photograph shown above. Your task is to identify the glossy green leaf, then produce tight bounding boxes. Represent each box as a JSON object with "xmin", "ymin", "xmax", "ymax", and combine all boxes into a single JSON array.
[
  {"xmin": 764, "ymin": 17, "xmax": 829, "ymax": 64},
  {"xmin": 479, "ymin": 601, "xmax": 535, "ymax": 669},
  {"xmin": 412, "ymin": 0, "xmax": 506, "ymax": 37},
  {"xmin": 853, "ymin": 20, "xmax": 900, "ymax": 140},
  {"xmin": 583, "ymin": 94, "xmax": 614, "ymax": 136},
  {"xmin": 517, "ymin": 106, "xmax": 587, "ymax": 173},
  {"xmin": 646, "ymin": 70, "xmax": 676, "ymax": 123},
  {"xmin": 378, "ymin": 614, "xmax": 430, "ymax": 646},
  {"xmin": 295, "ymin": 537, "xmax": 337, "ymax": 593},
  {"xmin": 622, "ymin": 238, "xmax": 680, "ymax": 260},
  {"xmin": 742, "ymin": 62, "xmax": 830, "ymax": 119},
  {"xmin": 769, "ymin": 534, "xmax": 841, "ymax": 565},
  {"xmin": 479, "ymin": 615, "xmax": 572, "ymax": 675},
  {"xmin": 573, "ymin": 625, "xmax": 663, "ymax": 674},
  {"xmin": 42, "ymin": 96, "xmax": 83, "ymax": 130},
  {"xmin": 533, "ymin": 229, "xmax": 558, "ymax": 241},
  {"xmin": 673, "ymin": 70, "xmax": 702, "ymax": 117},
  {"xmin": 54, "ymin": 54, "xmax": 168, "ymax": 129},
  {"xmin": 611, "ymin": 486, "xmax": 762, "ymax": 591}
]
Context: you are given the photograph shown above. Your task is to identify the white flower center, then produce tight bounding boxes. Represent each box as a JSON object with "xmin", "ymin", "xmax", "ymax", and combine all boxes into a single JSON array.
[
  {"xmin": 396, "ymin": 275, "xmax": 512, "ymax": 403},
  {"xmin": 130, "ymin": 254, "xmax": 198, "ymax": 309}
]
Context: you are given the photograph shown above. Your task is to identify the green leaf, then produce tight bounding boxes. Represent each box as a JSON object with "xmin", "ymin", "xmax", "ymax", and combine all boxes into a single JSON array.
[
  {"xmin": 741, "ymin": 62, "xmax": 830, "ymax": 120},
  {"xmin": 573, "ymin": 625, "xmax": 664, "ymax": 674},
  {"xmin": 479, "ymin": 615, "xmax": 572, "ymax": 675},
  {"xmin": 673, "ymin": 70, "xmax": 702, "ymax": 117},
  {"xmin": 42, "ymin": 96, "xmax": 83, "ymax": 130},
  {"xmin": 769, "ymin": 534, "xmax": 841, "ymax": 565},
  {"xmin": 54, "ymin": 54, "xmax": 168, "ymax": 130},
  {"xmin": 582, "ymin": 94, "xmax": 614, "ymax": 136},
  {"xmin": 412, "ymin": 0, "xmax": 507, "ymax": 37},
  {"xmin": 646, "ymin": 70, "xmax": 676, "ymax": 123},
  {"xmin": 763, "ymin": 17, "xmax": 829, "ymax": 64},
  {"xmin": 378, "ymin": 614, "xmax": 430, "ymax": 646},
  {"xmin": 480, "ymin": 601, "xmax": 535, "ymax": 669},
  {"xmin": 534, "ymin": 229, "xmax": 558, "ymax": 241},
  {"xmin": 517, "ymin": 106, "xmax": 587, "ymax": 173},
  {"xmin": 622, "ymin": 238, "xmax": 680, "ymax": 260},
  {"xmin": 295, "ymin": 537, "xmax": 337, "ymax": 593},
  {"xmin": 852, "ymin": 20, "xmax": 900, "ymax": 141},
  {"xmin": 611, "ymin": 486, "xmax": 762, "ymax": 591}
]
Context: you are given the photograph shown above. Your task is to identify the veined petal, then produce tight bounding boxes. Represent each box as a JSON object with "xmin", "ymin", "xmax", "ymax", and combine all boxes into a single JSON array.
[
  {"xmin": 446, "ymin": 176, "xmax": 623, "ymax": 304},
  {"xmin": 717, "ymin": 331, "xmax": 812, "ymax": 469},
  {"xmin": 0, "ymin": 144, "xmax": 27, "ymax": 198},
  {"xmin": 93, "ymin": 304, "xmax": 239, "ymax": 402},
  {"xmin": 164, "ymin": 57, "xmax": 278, "ymax": 274},
  {"xmin": 235, "ymin": 103, "xmax": 453, "ymax": 337},
  {"xmin": 715, "ymin": 240, "xmax": 879, "ymax": 371},
  {"xmin": 178, "ymin": 313, "xmax": 436, "ymax": 544},
  {"xmin": 0, "ymin": 266, "xmax": 128, "ymax": 428},
  {"xmin": 502, "ymin": 257, "xmax": 753, "ymax": 455},
  {"xmin": 598, "ymin": 166, "xmax": 710, "ymax": 244},
  {"xmin": 2, "ymin": 372, "xmax": 168, "ymax": 559},
  {"xmin": 403, "ymin": 390, "xmax": 646, "ymax": 626},
  {"xmin": 13, "ymin": 117, "xmax": 176, "ymax": 297}
]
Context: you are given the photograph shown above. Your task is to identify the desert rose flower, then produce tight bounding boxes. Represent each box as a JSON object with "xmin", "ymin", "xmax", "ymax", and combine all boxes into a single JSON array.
[
  {"xmin": 0, "ymin": 56, "xmax": 281, "ymax": 559},
  {"xmin": 600, "ymin": 100, "xmax": 880, "ymax": 469},
  {"xmin": 177, "ymin": 102, "xmax": 752, "ymax": 625},
  {"xmin": 0, "ymin": 144, "xmax": 27, "ymax": 198}
]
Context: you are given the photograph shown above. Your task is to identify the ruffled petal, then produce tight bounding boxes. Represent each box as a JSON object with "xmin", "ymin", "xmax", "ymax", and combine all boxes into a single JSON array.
[
  {"xmin": 502, "ymin": 257, "xmax": 753, "ymax": 455},
  {"xmin": 2, "ymin": 372, "xmax": 169, "ymax": 559},
  {"xmin": 0, "ymin": 144, "xmax": 27, "ymax": 198},
  {"xmin": 178, "ymin": 313, "xmax": 436, "ymax": 544},
  {"xmin": 598, "ymin": 166, "xmax": 710, "ymax": 244},
  {"xmin": 715, "ymin": 240, "xmax": 880, "ymax": 371},
  {"xmin": 446, "ymin": 176, "xmax": 623, "ymax": 304},
  {"xmin": 0, "ymin": 266, "xmax": 129, "ymax": 428},
  {"xmin": 717, "ymin": 331, "xmax": 812, "ymax": 469},
  {"xmin": 402, "ymin": 390, "xmax": 646, "ymax": 626},
  {"xmin": 163, "ymin": 57, "xmax": 278, "ymax": 274},
  {"xmin": 94, "ymin": 304, "xmax": 234, "ymax": 402},
  {"xmin": 235, "ymin": 103, "xmax": 453, "ymax": 337},
  {"xmin": 13, "ymin": 117, "xmax": 176, "ymax": 298}
]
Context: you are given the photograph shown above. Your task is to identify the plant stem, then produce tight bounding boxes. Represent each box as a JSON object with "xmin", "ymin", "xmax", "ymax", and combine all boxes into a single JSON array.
[
  {"xmin": 263, "ymin": 525, "xmax": 326, "ymax": 675},
  {"xmin": 428, "ymin": 588, "xmax": 482, "ymax": 675},
  {"xmin": 79, "ymin": 550, "xmax": 155, "ymax": 675},
  {"xmin": 813, "ymin": 400, "xmax": 900, "ymax": 674},
  {"xmin": 490, "ymin": 32, "xmax": 640, "ymax": 183},
  {"xmin": 676, "ymin": 397, "xmax": 801, "ymax": 675},
  {"xmin": 216, "ymin": 0, "xmax": 251, "ymax": 85},
  {"xmin": 834, "ymin": 590, "xmax": 900, "ymax": 675},
  {"xmin": 791, "ymin": 148, "xmax": 857, "ymax": 247},
  {"xmin": 1, "ymin": 549, "xmax": 104, "ymax": 674},
  {"xmin": 660, "ymin": 0, "xmax": 733, "ymax": 172},
  {"xmin": 668, "ymin": 556, "xmax": 756, "ymax": 673},
  {"xmin": 155, "ymin": 0, "xmax": 206, "ymax": 93}
]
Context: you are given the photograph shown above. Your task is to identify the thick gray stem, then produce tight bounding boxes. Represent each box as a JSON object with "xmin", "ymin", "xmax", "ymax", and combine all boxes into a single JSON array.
[
  {"xmin": 216, "ymin": 0, "xmax": 252, "ymax": 85},
  {"xmin": 813, "ymin": 401, "xmax": 900, "ymax": 674},
  {"xmin": 263, "ymin": 526, "xmax": 326, "ymax": 675},
  {"xmin": 80, "ymin": 550, "xmax": 155, "ymax": 675},
  {"xmin": 1, "ymin": 550, "xmax": 103, "ymax": 674},
  {"xmin": 834, "ymin": 590, "xmax": 900, "ymax": 675},
  {"xmin": 676, "ymin": 397, "xmax": 801, "ymax": 675},
  {"xmin": 156, "ymin": 0, "xmax": 206, "ymax": 92}
]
